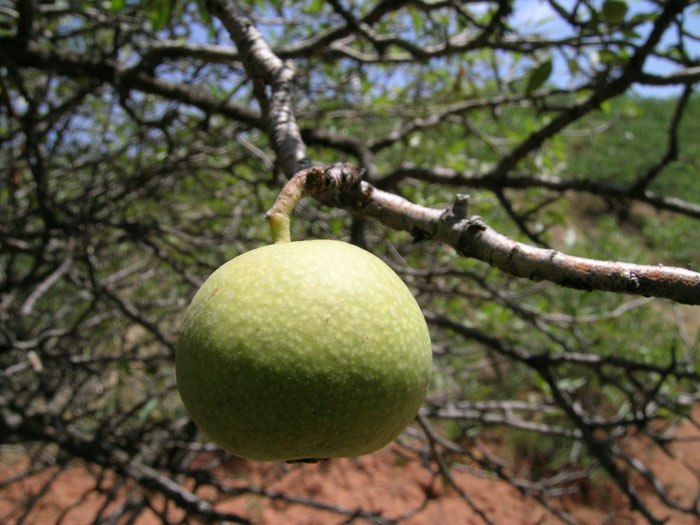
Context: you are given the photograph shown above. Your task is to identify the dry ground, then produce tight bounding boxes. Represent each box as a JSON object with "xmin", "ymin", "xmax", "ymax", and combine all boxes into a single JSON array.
[{"xmin": 2, "ymin": 407, "xmax": 699, "ymax": 525}]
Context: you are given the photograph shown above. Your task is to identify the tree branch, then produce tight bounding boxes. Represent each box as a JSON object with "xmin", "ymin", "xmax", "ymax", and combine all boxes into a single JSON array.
[
  {"xmin": 629, "ymin": 83, "xmax": 693, "ymax": 194},
  {"xmin": 1, "ymin": 42, "xmax": 262, "ymax": 128},
  {"xmin": 206, "ymin": 0, "xmax": 311, "ymax": 177},
  {"xmin": 307, "ymin": 164, "xmax": 700, "ymax": 304},
  {"xmin": 383, "ymin": 165, "xmax": 700, "ymax": 220},
  {"xmin": 484, "ymin": 0, "xmax": 689, "ymax": 180}
]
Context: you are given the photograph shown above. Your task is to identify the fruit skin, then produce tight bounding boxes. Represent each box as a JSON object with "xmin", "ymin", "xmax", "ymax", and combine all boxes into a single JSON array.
[{"xmin": 176, "ymin": 240, "xmax": 432, "ymax": 461}]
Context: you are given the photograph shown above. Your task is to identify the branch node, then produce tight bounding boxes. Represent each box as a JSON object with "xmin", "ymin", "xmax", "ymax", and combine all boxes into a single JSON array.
[{"xmin": 441, "ymin": 193, "xmax": 470, "ymax": 223}]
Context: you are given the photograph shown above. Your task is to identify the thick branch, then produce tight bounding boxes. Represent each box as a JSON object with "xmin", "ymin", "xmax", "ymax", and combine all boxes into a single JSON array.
[
  {"xmin": 306, "ymin": 164, "xmax": 700, "ymax": 305},
  {"xmin": 638, "ymin": 66, "xmax": 700, "ymax": 85},
  {"xmin": 206, "ymin": 0, "xmax": 310, "ymax": 177}
]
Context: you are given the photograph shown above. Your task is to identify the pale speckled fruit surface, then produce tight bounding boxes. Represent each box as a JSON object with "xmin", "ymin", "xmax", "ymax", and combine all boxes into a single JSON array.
[{"xmin": 176, "ymin": 240, "xmax": 432, "ymax": 461}]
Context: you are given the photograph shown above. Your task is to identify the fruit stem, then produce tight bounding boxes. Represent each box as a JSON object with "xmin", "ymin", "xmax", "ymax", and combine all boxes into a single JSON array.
[
  {"xmin": 266, "ymin": 172, "xmax": 308, "ymax": 243},
  {"xmin": 265, "ymin": 163, "xmax": 364, "ymax": 243},
  {"xmin": 268, "ymin": 213, "xmax": 292, "ymax": 243}
]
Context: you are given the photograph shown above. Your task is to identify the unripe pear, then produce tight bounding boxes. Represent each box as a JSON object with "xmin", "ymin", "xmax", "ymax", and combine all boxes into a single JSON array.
[{"xmin": 176, "ymin": 239, "xmax": 432, "ymax": 461}]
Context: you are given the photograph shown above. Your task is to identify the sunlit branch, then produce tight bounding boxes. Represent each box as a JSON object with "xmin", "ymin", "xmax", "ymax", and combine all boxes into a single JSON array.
[{"xmin": 316, "ymin": 167, "xmax": 700, "ymax": 304}]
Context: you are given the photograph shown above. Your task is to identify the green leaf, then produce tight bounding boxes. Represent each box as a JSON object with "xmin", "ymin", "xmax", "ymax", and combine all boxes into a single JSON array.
[
  {"xmin": 109, "ymin": 0, "xmax": 126, "ymax": 13},
  {"xmin": 149, "ymin": 0, "xmax": 172, "ymax": 30},
  {"xmin": 138, "ymin": 397, "xmax": 161, "ymax": 422},
  {"xmin": 629, "ymin": 11, "xmax": 656, "ymax": 24},
  {"xmin": 602, "ymin": 0, "xmax": 628, "ymax": 25},
  {"xmin": 566, "ymin": 58, "xmax": 579, "ymax": 76},
  {"xmin": 119, "ymin": 359, "xmax": 131, "ymax": 376},
  {"xmin": 306, "ymin": 0, "xmax": 324, "ymax": 15},
  {"xmin": 526, "ymin": 59, "xmax": 552, "ymax": 95},
  {"xmin": 195, "ymin": 0, "xmax": 214, "ymax": 29},
  {"xmin": 534, "ymin": 374, "xmax": 552, "ymax": 397},
  {"xmin": 599, "ymin": 49, "xmax": 625, "ymax": 66},
  {"xmin": 622, "ymin": 29, "xmax": 641, "ymax": 40},
  {"xmin": 444, "ymin": 420, "xmax": 463, "ymax": 442},
  {"xmin": 410, "ymin": 9, "xmax": 423, "ymax": 34}
]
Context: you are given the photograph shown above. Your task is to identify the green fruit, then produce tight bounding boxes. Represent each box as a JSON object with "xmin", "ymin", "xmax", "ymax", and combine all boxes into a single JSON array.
[
  {"xmin": 602, "ymin": 0, "xmax": 627, "ymax": 24},
  {"xmin": 176, "ymin": 240, "xmax": 432, "ymax": 461}
]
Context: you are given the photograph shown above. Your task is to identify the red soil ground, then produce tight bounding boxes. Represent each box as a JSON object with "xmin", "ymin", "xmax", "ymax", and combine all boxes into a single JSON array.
[{"xmin": 2, "ymin": 409, "xmax": 699, "ymax": 525}]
